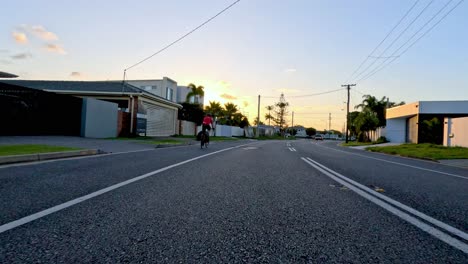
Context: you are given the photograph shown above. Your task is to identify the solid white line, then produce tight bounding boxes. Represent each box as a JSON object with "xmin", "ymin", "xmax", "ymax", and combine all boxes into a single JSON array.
[
  {"xmin": 316, "ymin": 144, "xmax": 468, "ymax": 180},
  {"xmin": 301, "ymin": 157, "xmax": 468, "ymax": 254},
  {"xmin": 0, "ymin": 143, "xmax": 252, "ymax": 234},
  {"xmin": 306, "ymin": 157, "xmax": 468, "ymax": 241}
]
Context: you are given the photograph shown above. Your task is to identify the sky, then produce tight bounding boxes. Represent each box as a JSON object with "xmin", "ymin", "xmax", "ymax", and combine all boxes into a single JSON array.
[{"xmin": 1, "ymin": 0, "xmax": 467, "ymax": 130}]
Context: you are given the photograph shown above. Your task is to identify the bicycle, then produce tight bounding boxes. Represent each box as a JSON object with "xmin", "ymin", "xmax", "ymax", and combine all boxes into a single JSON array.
[{"xmin": 200, "ymin": 130, "xmax": 209, "ymax": 149}]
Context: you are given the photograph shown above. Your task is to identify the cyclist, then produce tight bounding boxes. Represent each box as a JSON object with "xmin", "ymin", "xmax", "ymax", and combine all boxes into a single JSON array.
[{"xmin": 202, "ymin": 114, "xmax": 214, "ymax": 143}]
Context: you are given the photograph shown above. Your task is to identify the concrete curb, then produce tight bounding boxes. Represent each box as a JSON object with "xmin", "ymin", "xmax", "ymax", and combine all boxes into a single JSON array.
[{"xmin": 0, "ymin": 149, "xmax": 100, "ymax": 165}]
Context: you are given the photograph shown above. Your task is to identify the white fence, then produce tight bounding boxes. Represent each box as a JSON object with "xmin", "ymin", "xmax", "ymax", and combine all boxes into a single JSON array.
[
  {"xmin": 444, "ymin": 117, "xmax": 468, "ymax": 147},
  {"xmin": 178, "ymin": 120, "xmax": 197, "ymax": 136}
]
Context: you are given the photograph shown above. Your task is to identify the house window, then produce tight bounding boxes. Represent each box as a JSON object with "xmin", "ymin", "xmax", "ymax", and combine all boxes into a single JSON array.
[{"xmin": 166, "ymin": 87, "xmax": 173, "ymax": 101}]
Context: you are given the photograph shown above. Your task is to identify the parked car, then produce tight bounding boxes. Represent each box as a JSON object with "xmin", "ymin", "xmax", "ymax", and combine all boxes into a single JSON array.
[{"xmin": 315, "ymin": 135, "xmax": 323, "ymax": 140}]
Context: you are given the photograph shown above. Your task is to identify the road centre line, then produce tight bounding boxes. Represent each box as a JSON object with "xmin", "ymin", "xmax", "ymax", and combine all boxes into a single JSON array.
[
  {"xmin": 301, "ymin": 158, "xmax": 468, "ymax": 254},
  {"xmin": 302, "ymin": 157, "xmax": 468, "ymax": 253},
  {"xmin": 315, "ymin": 144, "xmax": 468, "ymax": 180},
  {"xmin": 0, "ymin": 143, "xmax": 254, "ymax": 234},
  {"xmin": 305, "ymin": 157, "xmax": 468, "ymax": 241}
]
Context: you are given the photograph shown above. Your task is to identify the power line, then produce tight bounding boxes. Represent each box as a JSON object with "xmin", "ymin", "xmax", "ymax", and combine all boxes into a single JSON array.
[
  {"xmin": 124, "ymin": 0, "xmax": 241, "ymax": 71},
  {"xmin": 263, "ymin": 88, "xmax": 345, "ymax": 99},
  {"xmin": 357, "ymin": 0, "xmax": 463, "ymax": 83},
  {"xmin": 352, "ymin": 0, "xmax": 434, "ymax": 82},
  {"xmin": 346, "ymin": 0, "xmax": 420, "ymax": 82}
]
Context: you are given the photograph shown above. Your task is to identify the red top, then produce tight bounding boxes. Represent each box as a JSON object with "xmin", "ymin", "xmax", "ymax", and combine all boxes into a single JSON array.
[{"xmin": 202, "ymin": 116, "xmax": 213, "ymax": 125}]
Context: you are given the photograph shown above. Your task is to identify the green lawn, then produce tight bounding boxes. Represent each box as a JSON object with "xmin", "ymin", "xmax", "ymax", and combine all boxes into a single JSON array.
[
  {"xmin": 0, "ymin": 144, "xmax": 81, "ymax": 156},
  {"xmin": 341, "ymin": 142, "xmax": 374, "ymax": 147},
  {"xmin": 147, "ymin": 139, "xmax": 184, "ymax": 145},
  {"xmin": 366, "ymin": 143, "xmax": 468, "ymax": 160}
]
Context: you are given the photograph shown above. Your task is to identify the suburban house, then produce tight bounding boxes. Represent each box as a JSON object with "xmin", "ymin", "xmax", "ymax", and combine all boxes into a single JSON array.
[
  {"xmin": 385, "ymin": 101, "xmax": 468, "ymax": 144},
  {"xmin": 0, "ymin": 80, "xmax": 182, "ymax": 137},
  {"xmin": 176, "ymin": 85, "xmax": 205, "ymax": 105}
]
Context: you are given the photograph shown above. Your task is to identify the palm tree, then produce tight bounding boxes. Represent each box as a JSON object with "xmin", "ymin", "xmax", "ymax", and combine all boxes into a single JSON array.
[
  {"xmin": 204, "ymin": 101, "xmax": 223, "ymax": 118},
  {"xmin": 265, "ymin": 105, "xmax": 274, "ymax": 125},
  {"xmin": 186, "ymin": 83, "xmax": 204, "ymax": 104},
  {"xmin": 264, "ymin": 113, "xmax": 274, "ymax": 125},
  {"xmin": 223, "ymin": 102, "xmax": 239, "ymax": 120}
]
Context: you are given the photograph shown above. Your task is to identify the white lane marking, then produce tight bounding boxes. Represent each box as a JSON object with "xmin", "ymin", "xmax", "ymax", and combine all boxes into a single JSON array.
[
  {"xmin": 305, "ymin": 157, "xmax": 468, "ymax": 242},
  {"xmin": 301, "ymin": 157, "xmax": 468, "ymax": 254},
  {"xmin": 316, "ymin": 144, "xmax": 468, "ymax": 180},
  {"xmin": 0, "ymin": 143, "xmax": 253, "ymax": 234},
  {"xmin": 288, "ymin": 147, "xmax": 296, "ymax": 152}
]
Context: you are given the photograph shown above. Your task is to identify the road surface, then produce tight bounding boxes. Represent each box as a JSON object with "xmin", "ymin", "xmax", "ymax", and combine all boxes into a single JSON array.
[{"xmin": 0, "ymin": 139, "xmax": 467, "ymax": 263}]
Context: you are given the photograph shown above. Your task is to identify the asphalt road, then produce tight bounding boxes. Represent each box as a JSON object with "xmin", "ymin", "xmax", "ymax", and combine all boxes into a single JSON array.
[{"xmin": 0, "ymin": 139, "xmax": 467, "ymax": 263}]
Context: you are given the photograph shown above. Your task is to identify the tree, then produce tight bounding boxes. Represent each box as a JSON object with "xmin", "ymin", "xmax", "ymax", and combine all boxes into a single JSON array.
[
  {"xmin": 348, "ymin": 111, "xmax": 360, "ymax": 138},
  {"xmin": 253, "ymin": 117, "xmax": 264, "ymax": 126},
  {"xmin": 306, "ymin": 127, "xmax": 317, "ymax": 136},
  {"xmin": 419, "ymin": 117, "xmax": 442, "ymax": 144},
  {"xmin": 204, "ymin": 101, "xmax": 223, "ymax": 118},
  {"xmin": 354, "ymin": 111, "xmax": 379, "ymax": 142},
  {"xmin": 178, "ymin": 102, "xmax": 204, "ymax": 125},
  {"xmin": 265, "ymin": 105, "xmax": 274, "ymax": 125},
  {"xmin": 356, "ymin": 95, "xmax": 405, "ymax": 127},
  {"xmin": 186, "ymin": 83, "xmax": 204, "ymax": 104},
  {"xmin": 273, "ymin": 93, "xmax": 289, "ymax": 131}
]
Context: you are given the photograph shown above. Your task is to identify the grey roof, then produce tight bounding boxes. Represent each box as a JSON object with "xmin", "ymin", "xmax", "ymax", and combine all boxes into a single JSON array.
[
  {"xmin": 0, "ymin": 79, "xmax": 183, "ymax": 108},
  {"xmin": 0, "ymin": 80, "xmax": 140, "ymax": 93},
  {"xmin": 0, "ymin": 71, "xmax": 18, "ymax": 78}
]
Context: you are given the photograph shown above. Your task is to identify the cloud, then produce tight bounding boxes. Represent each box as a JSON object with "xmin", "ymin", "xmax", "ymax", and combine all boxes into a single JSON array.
[
  {"xmin": 0, "ymin": 59, "xmax": 12, "ymax": 65},
  {"xmin": 243, "ymin": 101, "xmax": 249, "ymax": 107},
  {"xmin": 70, "ymin": 72, "xmax": 83, "ymax": 78},
  {"xmin": 284, "ymin": 68, "xmax": 297, "ymax": 73},
  {"xmin": 12, "ymin": 32, "xmax": 28, "ymax": 44},
  {"xmin": 11, "ymin": 52, "xmax": 32, "ymax": 59},
  {"xmin": 31, "ymin": 25, "xmax": 58, "ymax": 41},
  {"xmin": 220, "ymin": 93, "xmax": 237, "ymax": 100},
  {"xmin": 0, "ymin": 49, "xmax": 8, "ymax": 53},
  {"xmin": 44, "ymin": 44, "xmax": 67, "ymax": 54}
]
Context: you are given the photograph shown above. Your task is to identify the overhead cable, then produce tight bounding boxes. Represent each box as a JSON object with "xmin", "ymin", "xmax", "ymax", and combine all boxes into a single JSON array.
[
  {"xmin": 124, "ymin": 0, "xmax": 241, "ymax": 71},
  {"xmin": 357, "ymin": 0, "xmax": 463, "ymax": 83}
]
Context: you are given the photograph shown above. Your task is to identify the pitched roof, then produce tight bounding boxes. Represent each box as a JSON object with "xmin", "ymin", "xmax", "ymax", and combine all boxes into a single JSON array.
[
  {"xmin": 0, "ymin": 80, "xmax": 140, "ymax": 93},
  {"xmin": 0, "ymin": 80, "xmax": 182, "ymax": 108}
]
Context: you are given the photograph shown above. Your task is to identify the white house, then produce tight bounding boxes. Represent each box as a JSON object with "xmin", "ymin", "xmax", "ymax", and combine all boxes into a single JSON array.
[
  {"xmin": 176, "ymin": 85, "xmax": 205, "ymax": 105},
  {"xmin": 385, "ymin": 101, "xmax": 468, "ymax": 144},
  {"xmin": 127, "ymin": 77, "xmax": 178, "ymax": 103}
]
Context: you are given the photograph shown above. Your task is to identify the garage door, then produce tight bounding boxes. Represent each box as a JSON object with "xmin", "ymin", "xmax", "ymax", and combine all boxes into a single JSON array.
[{"xmin": 142, "ymin": 102, "xmax": 176, "ymax": 136}]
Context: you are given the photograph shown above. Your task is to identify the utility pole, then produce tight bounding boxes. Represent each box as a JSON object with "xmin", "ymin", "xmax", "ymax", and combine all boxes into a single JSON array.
[
  {"xmin": 256, "ymin": 95, "xmax": 260, "ymax": 138},
  {"xmin": 328, "ymin": 112, "xmax": 331, "ymax": 133},
  {"xmin": 342, "ymin": 84, "xmax": 356, "ymax": 143},
  {"xmin": 291, "ymin": 111, "xmax": 294, "ymax": 135}
]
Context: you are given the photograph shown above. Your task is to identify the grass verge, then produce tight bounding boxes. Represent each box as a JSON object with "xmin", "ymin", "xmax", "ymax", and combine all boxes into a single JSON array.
[
  {"xmin": 366, "ymin": 143, "xmax": 468, "ymax": 160},
  {"xmin": 0, "ymin": 144, "xmax": 81, "ymax": 156},
  {"xmin": 341, "ymin": 142, "xmax": 374, "ymax": 147},
  {"xmin": 146, "ymin": 139, "xmax": 184, "ymax": 145}
]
